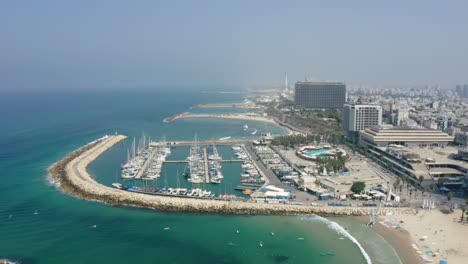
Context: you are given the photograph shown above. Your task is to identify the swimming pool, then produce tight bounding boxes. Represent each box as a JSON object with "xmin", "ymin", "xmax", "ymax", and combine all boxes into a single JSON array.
[{"xmin": 304, "ymin": 148, "xmax": 329, "ymax": 157}]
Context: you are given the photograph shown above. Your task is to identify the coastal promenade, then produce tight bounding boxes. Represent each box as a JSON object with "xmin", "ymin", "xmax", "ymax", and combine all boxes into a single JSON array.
[{"xmin": 52, "ymin": 135, "xmax": 416, "ymax": 216}]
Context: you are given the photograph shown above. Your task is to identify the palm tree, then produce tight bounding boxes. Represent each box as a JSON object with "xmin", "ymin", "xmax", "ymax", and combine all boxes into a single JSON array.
[
  {"xmin": 418, "ymin": 175, "xmax": 424, "ymax": 185},
  {"xmin": 462, "ymin": 198, "xmax": 468, "ymax": 222},
  {"xmin": 447, "ymin": 192, "xmax": 453, "ymax": 202},
  {"xmin": 428, "ymin": 183, "xmax": 435, "ymax": 197}
]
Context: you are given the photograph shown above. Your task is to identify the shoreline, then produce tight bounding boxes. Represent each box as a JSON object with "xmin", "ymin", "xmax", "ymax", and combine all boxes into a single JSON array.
[
  {"xmin": 193, "ymin": 103, "xmax": 263, "ymax": 109},
  {"xmin": 355, "ymin": 216, "xmax": 423, "ymax": 264},
  {"xmin": 164, "ymin": 112, "xmax": 295, "ymax": 135},
  {"xmin": 357, "ymin": 209, "xmax": 468, "ymax": 264},
  {"xmin": 49, "ymin": 135, "xmax": 415, "ymax": 216}
]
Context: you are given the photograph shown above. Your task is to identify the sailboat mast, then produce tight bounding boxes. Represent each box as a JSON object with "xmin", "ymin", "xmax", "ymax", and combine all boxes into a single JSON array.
[{"xmin": 132, "ymin": 137, "xmax": 136, "ymax": 159}]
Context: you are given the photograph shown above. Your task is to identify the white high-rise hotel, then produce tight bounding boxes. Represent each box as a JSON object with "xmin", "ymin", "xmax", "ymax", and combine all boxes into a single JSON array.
[{"xmin": 343, "ymin": 103, "xmax": 382, "ymax": 134}]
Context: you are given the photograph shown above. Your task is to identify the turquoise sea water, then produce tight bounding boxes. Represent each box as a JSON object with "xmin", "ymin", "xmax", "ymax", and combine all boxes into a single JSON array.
[
  {"xmin": 305, "ymin": 149, "xmax": 329, "ymax": 157},
  {"xmin": 0, "ymin": 90, "xmax": 401, "ymax": 263}
]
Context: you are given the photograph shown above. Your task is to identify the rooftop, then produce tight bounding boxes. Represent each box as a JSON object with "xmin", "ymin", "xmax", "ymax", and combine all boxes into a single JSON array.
[{"xmin": 296, "ymin": 81, "xmax": 345, "ymax": 85}]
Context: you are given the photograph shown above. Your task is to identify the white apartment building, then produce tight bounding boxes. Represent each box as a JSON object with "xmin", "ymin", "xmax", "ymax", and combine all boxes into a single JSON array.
[{"xmin": 343, "ymin": 103, "xmax": 383, "ymax": 133}]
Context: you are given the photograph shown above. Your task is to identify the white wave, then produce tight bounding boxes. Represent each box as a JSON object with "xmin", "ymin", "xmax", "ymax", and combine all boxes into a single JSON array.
[{"xmin": 299, "ymin": 215, "xmax": 372, "ymax": 264}]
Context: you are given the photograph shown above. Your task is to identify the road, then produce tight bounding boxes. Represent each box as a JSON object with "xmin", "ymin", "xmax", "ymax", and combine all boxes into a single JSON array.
[{"xmin": 244, "ymin": 142, "xmax": 317, "ymax": 203}]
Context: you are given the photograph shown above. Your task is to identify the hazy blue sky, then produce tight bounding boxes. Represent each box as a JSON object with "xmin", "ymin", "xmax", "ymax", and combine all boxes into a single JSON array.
[{"xmin": 1, "ymin": 0, "xmax": 467, "ymax": 91}]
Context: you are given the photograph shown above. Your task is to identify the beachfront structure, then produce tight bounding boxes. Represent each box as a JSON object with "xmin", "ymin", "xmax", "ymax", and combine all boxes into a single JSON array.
[
  {"xmin": 294, "ymin": 80, "xmax": 346, "ymax": 109},
  {"xmin": 359, "ymin": 128, "xmax": 454, "ymax": 147},
  {"xmin": 363, "ymin": 144, "xmax": 468, "ymax": 191},
  {"xmin": 343, "ymin": 103, "xmax": 382, "ymax": 138},
  {"xmin": 296, "ymin": 145, "xmax": 346, "ymax": 161}
]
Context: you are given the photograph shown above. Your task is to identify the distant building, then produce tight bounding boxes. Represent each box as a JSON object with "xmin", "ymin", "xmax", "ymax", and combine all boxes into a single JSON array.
[
  {"xmin": 343, "ymin": 103, "xmax": 382, "ymax": 138},
  {"xmin": 359, "ymin": 128, "xmax": 454, "ymax": 147},
  {"xmin": 294, "ymin": 80, "xmax": 345, "ymax": 109},
  {"xmin": 456, "ymin": 84, "xmax": 468, "ymax": 98}
]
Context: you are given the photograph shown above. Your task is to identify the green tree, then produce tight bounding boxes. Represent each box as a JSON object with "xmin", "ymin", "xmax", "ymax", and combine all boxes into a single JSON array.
[
  {"xmin": 447, "ymin": 192, "xmax": 453, "ymax": 201},
  {"xmin": 462, "ymin": 198, "xmax": 468, "ymax": 222},
  {"xmin": 351, "ymin": 181, "xmax": 366, "ymax": 194}
]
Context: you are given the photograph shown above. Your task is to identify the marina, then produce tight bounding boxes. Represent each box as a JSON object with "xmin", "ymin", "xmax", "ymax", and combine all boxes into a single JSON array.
[
  {"xmin": 117, "ymin": 136, "xmax": 258, "ymax": 199},
  {"xmin": 121, "ymin": 136, "xmax": 171, "ymax": 180}
]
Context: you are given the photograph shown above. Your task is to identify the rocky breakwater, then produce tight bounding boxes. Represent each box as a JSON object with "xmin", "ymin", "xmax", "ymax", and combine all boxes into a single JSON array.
[{"xmin": 50, "ymin": 135, "xmax": 416, "ymax": 216}]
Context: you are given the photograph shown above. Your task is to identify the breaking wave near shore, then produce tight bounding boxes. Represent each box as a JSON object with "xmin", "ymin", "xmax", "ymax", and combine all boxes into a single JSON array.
[{"xmin": 299, "ymin": 215, "xmax": 372, "ymax": 264}]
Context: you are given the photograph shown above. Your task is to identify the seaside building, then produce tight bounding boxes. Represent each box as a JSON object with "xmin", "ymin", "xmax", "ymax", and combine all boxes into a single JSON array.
[
  {"xmin": 343, "ymin": 102, "xmax": 382, "ymax": 139},
  {"xmin": 294, "ymin": 80, "xmax": 346, "ymax": 109},
  {"xmin": 359, "ymin": 128, "xmax": 454, "ymax": 147}
]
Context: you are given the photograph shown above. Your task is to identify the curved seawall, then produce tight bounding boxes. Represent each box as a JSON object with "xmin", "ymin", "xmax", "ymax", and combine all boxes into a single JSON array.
[{"xmin": 50, "ymin": 135, "xmax": 415, "ymax": 216}]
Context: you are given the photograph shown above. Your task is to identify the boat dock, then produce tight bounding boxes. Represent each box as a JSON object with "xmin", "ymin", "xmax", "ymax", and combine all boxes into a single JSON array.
[
  {"xmin": 135, "ymin": 148, "xmax": 157, "ymax": 179},
  {"xmin": 150, "ymin": 140, "xmax": 248, "ymax": 146},
  {"xmin": 234, "ymin": 185, "xmax": 258, "ymax": 191},
  {"xmin": 203, "ymin": 148, "xmax": 209, "ymax": 183},
  {"xmin": 163, "ymin": 159, "xmax": 243, "ymax": 163}
]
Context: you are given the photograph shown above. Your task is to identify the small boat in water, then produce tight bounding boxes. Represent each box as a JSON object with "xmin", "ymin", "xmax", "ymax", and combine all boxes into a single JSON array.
[
  {"xmin": 243, "ymin": 124, "xmax": 248, "ymax": 130},
  {"xmin": 112, "ymin": 183, "xmax": 127, "ymax": 190},
  {"xmin": 251, "ymin": 129, "xmax": 257, "ymax": 135},
  {"xmin": 259, "ymin": 242, "xmax": 263, "ymax": 247}
]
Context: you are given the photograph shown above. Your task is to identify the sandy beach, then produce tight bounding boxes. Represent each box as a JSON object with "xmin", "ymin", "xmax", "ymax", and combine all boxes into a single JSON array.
[{"xmin": 370, "ymin": 209, "xmax": 468, "ymax": 264}]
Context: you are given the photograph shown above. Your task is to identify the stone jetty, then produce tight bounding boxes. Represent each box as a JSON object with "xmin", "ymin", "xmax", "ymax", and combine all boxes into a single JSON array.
[
  {"xmin": 49, "ymin": 135, "xmax": 416, "ymax": 216},
  {"xmin": 164, "ymin": 112, "xmax": 277, "ymax": 124}
]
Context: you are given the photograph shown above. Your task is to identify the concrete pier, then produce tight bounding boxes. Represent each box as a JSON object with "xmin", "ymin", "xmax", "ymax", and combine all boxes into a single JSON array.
[
  {"xmin": 150, "ymin": 140, "xmax": 248, "ymax": 146},
  {"xmin": 135, "ymin": 148, "xmax": 157, "ymax": 179},
  {"xmin": 164, "ymin": 159, "xmax": 243, "ymax": 163},
  {"xmin": 193, "ymin": 103, "xmax": 263, "ymax": 109},
  {"xmin": 203, "ymin": 148, "xmax": 209, "ymax": 183},
  {"xmin": 163, "ymin": 112, "xmax": 277, "ymax": 124}
]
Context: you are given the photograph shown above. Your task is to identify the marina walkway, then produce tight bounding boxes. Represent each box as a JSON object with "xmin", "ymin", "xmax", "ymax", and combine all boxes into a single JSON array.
[
  {"xmin": 135, "ymin": 148, "xmax": 157, "ymax": 179},
  {"xmin": 164, "ymin": 159, "xmax": 243, "ymax": 163},
  {"xmin": 150, "ymin": 140, "xmax": 248, "ymax": 146},
  {"xmin": 203, "ymin": 148, "xmax": 209, "ymax": 183}
]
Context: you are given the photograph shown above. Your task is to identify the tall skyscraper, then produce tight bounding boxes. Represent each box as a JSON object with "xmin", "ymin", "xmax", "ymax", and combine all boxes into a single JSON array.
[{"xmin": 294, "ymin": 80, "xmax": 346, "ymax": 108}]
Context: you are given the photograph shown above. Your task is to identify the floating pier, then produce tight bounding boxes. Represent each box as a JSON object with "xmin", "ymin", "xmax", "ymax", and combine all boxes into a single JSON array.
[
  {"xmin": 203, "ymin": 148, "xmax": 209, "ymax": 183},
  {"xmin": 163, "ymin": 159, "xmax": 243, "ymax": 163},
  {"xmin": 135, "ymin": 148, "xmax": 157, "ymax": 179},
  {"xmin": 150, "ymin": 140, "xmax": 248, "ymax": 146}
]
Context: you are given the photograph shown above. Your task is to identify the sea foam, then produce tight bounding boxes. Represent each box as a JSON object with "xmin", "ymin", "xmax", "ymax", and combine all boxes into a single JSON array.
[{"xmin": 299, "ymin": 215, "xmax": 372, "ymax": 264}]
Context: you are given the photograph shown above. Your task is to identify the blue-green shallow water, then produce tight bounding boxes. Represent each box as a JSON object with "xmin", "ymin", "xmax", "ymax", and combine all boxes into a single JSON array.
[{"xmin": 0, "ymin": 90, "xmax": 400, "ymax": 263}]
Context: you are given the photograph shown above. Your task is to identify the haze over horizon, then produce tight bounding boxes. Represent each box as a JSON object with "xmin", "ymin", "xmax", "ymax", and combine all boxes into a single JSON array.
[{"xmin": 1, "ymin": 0, "xmax": 467, "ymax": 92}]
